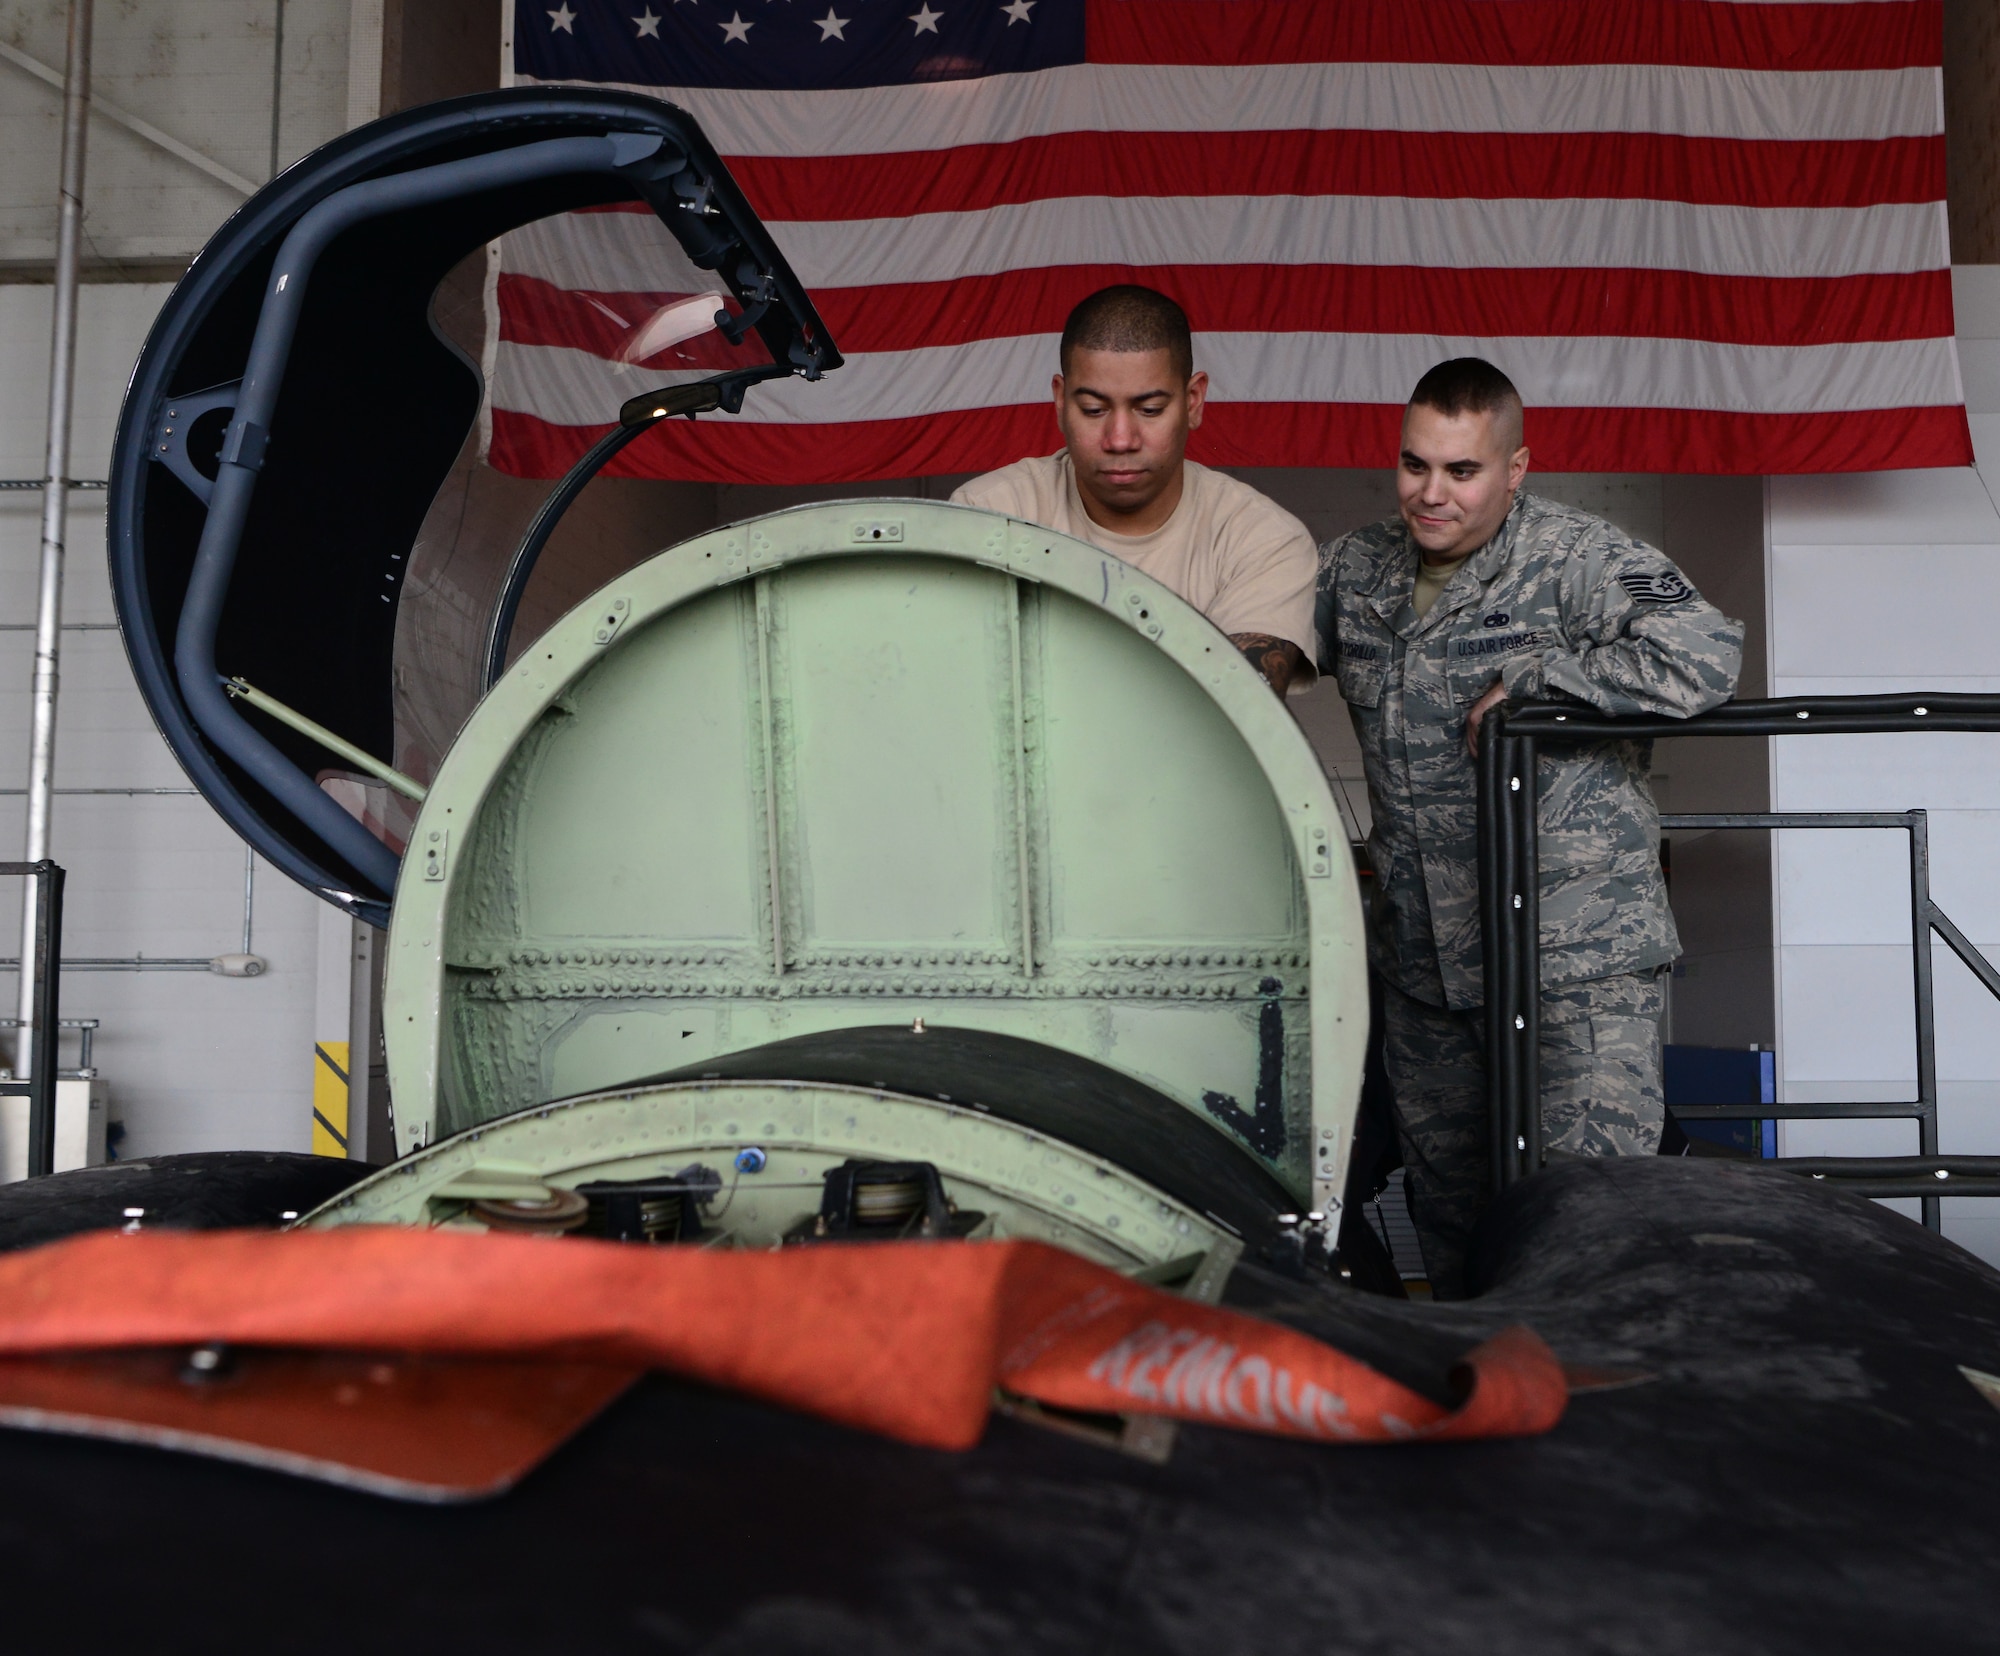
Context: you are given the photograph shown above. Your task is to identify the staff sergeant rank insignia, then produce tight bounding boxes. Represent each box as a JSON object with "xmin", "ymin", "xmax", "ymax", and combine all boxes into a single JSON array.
[{"xmin": 1618, "ymin": 568, "xmax": 1694, "ymax": 605}]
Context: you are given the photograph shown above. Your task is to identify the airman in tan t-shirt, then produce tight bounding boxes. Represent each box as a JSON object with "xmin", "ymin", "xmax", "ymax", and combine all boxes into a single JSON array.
[
  {"xmin": 952, "ymin": 452, "xmax": 1318, "ymax": 689},
  {"xmin": 947, "ymin": 283, "xmax": 1317, "ymax": 694}
]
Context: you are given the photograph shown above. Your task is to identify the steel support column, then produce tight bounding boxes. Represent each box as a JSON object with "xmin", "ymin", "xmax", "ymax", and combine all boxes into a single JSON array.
[{"xmin": 16, "ymin": 0, "xmax": 90, "ymax": 1084}]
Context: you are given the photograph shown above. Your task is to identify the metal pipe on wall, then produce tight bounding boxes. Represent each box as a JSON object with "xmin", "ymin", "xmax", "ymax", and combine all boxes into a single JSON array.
[
  {"xmin": 0, "ymin": 840, "xmax": 260, "ymax": 972},
  {"xmin": 268, "ymin": 0, "xmax": 285, "ymax": 180},
  {"xmin": 16, "ymin": 0, "xmax": 92, "ymax": 1080}
]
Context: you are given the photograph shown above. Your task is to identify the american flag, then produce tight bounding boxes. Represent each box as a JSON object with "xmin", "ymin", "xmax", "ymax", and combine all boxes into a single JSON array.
[{"xmin": 496, "ymin": 0, "xmax": 1970, "ymax": 485}]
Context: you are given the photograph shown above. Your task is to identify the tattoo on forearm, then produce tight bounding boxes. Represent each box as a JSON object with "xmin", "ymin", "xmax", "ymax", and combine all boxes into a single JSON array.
[{"xmin": 1229, "ymin": 633, "xmax": 1305, "ymax": 696}]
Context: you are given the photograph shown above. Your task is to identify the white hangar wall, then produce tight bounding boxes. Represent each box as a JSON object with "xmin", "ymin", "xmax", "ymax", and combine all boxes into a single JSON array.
[
  {"xmin": 0, "ymin": 0, "xmax": 368, "ymax": 1167},
  {"xmin": 1766, "ymin": 267, "xmax": 2000, "ymax": 1263},
  {"xmin": 0, "ymin": 281, "xmax": 331, "ymax": 1163}
]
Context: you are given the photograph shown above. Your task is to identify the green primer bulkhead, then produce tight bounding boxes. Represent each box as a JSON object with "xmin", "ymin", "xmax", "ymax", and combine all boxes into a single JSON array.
[{"xmin": 384, "ymin": 501, "xmax": 1368, "ymax": 1215}]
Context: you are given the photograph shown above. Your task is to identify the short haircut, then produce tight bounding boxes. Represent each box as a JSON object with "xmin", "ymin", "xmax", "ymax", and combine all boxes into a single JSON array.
[
  {"xmin": 1409, "ymin": 357, "xmax": 1523, "ymax": 427},
  {"xmin": 1060, "ymin": 285, "xmax": 1194, "ymax": 382}
]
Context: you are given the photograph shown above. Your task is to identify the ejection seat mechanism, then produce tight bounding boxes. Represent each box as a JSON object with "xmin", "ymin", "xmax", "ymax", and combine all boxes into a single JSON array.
[
  {"xmin": 787, "ymin": 1160, "xmax": 986, "ymax": 1245},
  {"xmin": 429, "ymin": 1164, "xmax": 724, "ymax": 1241},
  {"xmin": 576, "ymin": 1167, "xmax": 724, "ymax": 1243}
]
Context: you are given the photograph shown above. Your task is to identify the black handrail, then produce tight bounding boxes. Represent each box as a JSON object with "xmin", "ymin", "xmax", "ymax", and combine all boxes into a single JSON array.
[{"xmin": 1479, "ymin": 692, "xmax": 2000, "ymax": 1233}]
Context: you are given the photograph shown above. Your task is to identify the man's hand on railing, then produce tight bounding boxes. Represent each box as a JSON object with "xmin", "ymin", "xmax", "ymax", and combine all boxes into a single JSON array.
[{"xmin": 1465, "ymin": 678, "xmax": 1508, "ymax": 758}]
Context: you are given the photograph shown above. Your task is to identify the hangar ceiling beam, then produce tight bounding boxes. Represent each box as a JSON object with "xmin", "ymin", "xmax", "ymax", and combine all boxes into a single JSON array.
[{"xmin": 0, "ymin": 38, "xmax": 257, "ymax": 198}]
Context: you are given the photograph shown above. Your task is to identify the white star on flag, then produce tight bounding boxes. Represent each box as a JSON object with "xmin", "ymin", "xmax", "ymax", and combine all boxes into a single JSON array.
[
  {"xmin": 546, "ymin": 3, "xmax": 576, "ymax": 31},
  {"xmin": 816, "ymin": 10, "xmax": 849, "ymax": 39},
  {"xmin": 719, "ymin": 10, "xmax": 753, "ymax": 40},
  {"xmin": 1001, "ymin": 0, "xmax": 1033, "ymax": 21},
  {"xmin": 634, "ymin": 7, "xmax": 662, "ymax": 35},
  {"xmin": 909, "ymin": 3, "xmax": 942, "ymax": 33}
]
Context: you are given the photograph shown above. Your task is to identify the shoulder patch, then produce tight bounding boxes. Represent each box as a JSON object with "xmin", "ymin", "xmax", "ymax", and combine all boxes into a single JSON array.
[{"xmin": 1617, "ymin": 568, "xmax": 1694, "ymax": 605}]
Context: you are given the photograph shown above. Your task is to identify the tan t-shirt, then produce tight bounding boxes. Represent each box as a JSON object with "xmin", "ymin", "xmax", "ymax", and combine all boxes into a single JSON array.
[
  {"xmin": 1413, "ymin": 550, "xmax": 1472, "ymax": 619},
  {"xmin": 951, "ymin": 453, "xmax": 1318, "ymax": 682}
]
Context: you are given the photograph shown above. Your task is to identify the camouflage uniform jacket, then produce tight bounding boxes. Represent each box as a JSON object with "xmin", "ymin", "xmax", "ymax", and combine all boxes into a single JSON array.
[{"xmin": 1316, "ymin": 492, "xmax": 1743, "ymax": 1012}]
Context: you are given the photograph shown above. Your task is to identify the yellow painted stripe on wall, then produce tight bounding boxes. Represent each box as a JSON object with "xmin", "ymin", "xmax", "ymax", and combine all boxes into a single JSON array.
[{"xmin": 312, "ymin": 1040, "xmax": 350, "ymax": 1158}]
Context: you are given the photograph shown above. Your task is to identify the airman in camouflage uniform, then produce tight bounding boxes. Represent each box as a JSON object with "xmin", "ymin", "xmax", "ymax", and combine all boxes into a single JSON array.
[{"xmin": 1317, "ymin": 360, "xmax": 1742, "ymax": 1297}]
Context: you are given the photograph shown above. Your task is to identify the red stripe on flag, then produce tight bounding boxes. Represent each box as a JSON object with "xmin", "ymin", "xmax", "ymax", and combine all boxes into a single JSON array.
[
  {"xmin": 1085, "ymin": 0, "xmax": 1940, "ymax": 72},
  {"xmin": 493, "ymin": 403, "xmax": 1058, "ymax": 484},
  {"xmin": 490, "ymin": 401, "xmax": 1972, "ymax": 486},
  {"xmin": 1200, "ymin": 400, "xmax": 1975, "ymax": 475},
  {"xmin": 720, "ymin": 131, "xmax": 1944, "ymax": 222},
  {"xmin": 499, "ymin": 266, "xmax": 1959, "ymax": 356}
]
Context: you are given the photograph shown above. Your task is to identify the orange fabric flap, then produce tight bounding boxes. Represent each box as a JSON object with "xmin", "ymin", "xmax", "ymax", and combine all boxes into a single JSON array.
[
  {"xmin": 0, "ymin": 1349, "xmax": 639, "ymax": 1501},
  {"xmin": 0, "ymin": 1229, "xmax": 1565, "ymax": 1450}
]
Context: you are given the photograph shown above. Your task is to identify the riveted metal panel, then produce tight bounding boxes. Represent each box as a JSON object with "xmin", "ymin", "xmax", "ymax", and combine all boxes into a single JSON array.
[
  {"xmin": 306, "ymin": 1079, "xmax": 1236, "ymax": 1273},
  {"xmin": 387, "ymin": 501, "xmax": 1367, "ymax": 1213}
]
